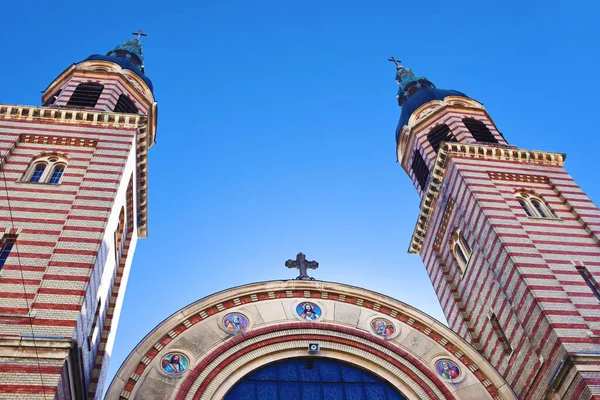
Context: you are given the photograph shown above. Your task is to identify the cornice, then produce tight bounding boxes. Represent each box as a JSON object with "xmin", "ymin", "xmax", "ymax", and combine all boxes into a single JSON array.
[
  {"xmin": 408, "ymin": 142, "xmax": 567, "ymax": 254},
  {"xmin": 0, "ymin": 103, "xmax": 151, "ymax": 238},
  {"xmin": 0, "ymin": 104, "xmax": 143, "ymax": 128}
]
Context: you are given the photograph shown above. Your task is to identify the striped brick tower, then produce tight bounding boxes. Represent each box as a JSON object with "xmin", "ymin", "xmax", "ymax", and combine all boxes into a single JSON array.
[
  {"xmin": 392, "ymin": 60, "xmax": 600, "ymax": 399},
  {"xmin": 0, "ymin": 34, "xmax": 157, "ymax": 399}
]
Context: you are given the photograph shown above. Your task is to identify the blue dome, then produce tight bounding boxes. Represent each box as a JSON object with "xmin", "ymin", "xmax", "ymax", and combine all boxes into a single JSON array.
[
  {"xmin": 82, "ymin": 55, "xmax": 154, "ymax": 92},
  {"xmin": 396, "ymin": 87, "xmax": 468, "ymax": 141}
]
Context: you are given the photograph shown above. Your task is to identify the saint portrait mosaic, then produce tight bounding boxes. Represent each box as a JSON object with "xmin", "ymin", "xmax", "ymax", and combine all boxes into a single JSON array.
[
  {"xmin": 370, "ymin": 318, "xmax": 395, "ymax": 337},
  {"xmin": 435, "ymin": 359, "xmax": 461, "ymax": 380},
  {"xmin": 296, "ymin": 302, "xmax": 322, "ymax": 321},
  {"xmin": 223, "ymin": 312, "xmax": 249, "ymax": 333},
  {"xmin": 161, "ymin": 352, "xmax": 189, "ymax": 375}
]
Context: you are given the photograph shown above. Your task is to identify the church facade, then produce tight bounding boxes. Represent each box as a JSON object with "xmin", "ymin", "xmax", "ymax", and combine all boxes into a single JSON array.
[{"xmin": 0, "ymin": 35, "xmax": 598, "ymax": 400}]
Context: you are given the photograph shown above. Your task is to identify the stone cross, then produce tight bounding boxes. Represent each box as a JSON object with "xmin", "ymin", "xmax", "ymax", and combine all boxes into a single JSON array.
[
  {"xmin": 132, "ymin": 30, "xmax": 148, "ymax": 42},
  {"xmin": 388, "ymin": 56, "xmax": 402, "ymax": 67},
  {"xmin": 285, "ymin": 252, "xmax": 318, "ymax": 281}
]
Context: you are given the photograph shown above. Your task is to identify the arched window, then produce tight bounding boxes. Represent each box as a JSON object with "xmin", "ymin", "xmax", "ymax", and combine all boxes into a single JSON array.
[
  {"xmin": 66, "ymin": 82, "xmax": 104, "ymax": 108},
  {"xmin": 23, "ymin": 155, "xmax": 68, "ymax": 184},
  {"xmin": 225, "ymin": 358, "xmax": 407, "ymax": 400},
  {"xmin": 48, "ymin": 164, "xmax": 66, "ymax": 184},
  {"xmin": 451, "ymin": 229, "xmax": 472, "ymax": 276},
  {"xmin": 463, "ymin": 118, "xmax": 498, "ymax": 143},
  {"xmin": 530, "ymin": 198, "xmax": 549, "ymax": 218},
  {"xmin": 114, "ymin": 94, "xmax": 139, "ymax": 114},
  {"xmin": 29, "ymin": 163, "xmax": 47, "ymax": 183},
  {"xmin": 411, "ymin": 150, "xmax": 429, "ymax": 191},
  {"xmin": 427, "ymin": 124, "xmax": 456, "ymax": 153},
  {"xmin": 454, "ymin": 242, "xmax": 469, "ymax": 265},
  {"xmin": 517, "ymin": 198, "xmax": 533, "ymax": 217},
  {"xmin": 515, "ymin": 192, "xmax": 555, "ymax": 219}
]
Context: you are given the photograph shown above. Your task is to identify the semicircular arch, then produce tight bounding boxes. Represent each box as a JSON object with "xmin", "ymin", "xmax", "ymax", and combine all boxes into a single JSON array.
[{"xmin": 106, "ymin": 280, "xmax": 516, "ymax": 400}]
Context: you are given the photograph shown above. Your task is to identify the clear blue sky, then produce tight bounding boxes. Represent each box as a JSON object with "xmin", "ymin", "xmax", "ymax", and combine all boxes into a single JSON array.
[{"xmin": 2, "ymin": 0, "xmax": 599, "ymax": 392}]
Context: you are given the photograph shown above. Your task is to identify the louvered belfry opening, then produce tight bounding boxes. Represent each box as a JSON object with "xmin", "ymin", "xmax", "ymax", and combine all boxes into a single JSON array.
[
  {"xmin": 114, "ymin": 94, "xmax": 139, "ymax": 114},
  {"xmin": 463, "ymin": 118, "xmax": 498, "ymax": 143},
  {"xmin": 427, "ymin": 124, "xmax": 456, "ymax": 153},
  {"xmin": 66, "ymin": 82, "xmax": 104, "ymax": 108},
  {"xmin": 411, "ymin": 150, "xmax": 430, "ymax": 191}
]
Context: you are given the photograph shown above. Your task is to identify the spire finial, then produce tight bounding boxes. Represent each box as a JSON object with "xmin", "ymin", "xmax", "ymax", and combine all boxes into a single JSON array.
[
  {"xmin": 132, "ymin": 30, "xmax": 147, "ymax": 42},
  {"xmin": 388, "ymin": 56, "xmax": 402, "ymax": 67}
]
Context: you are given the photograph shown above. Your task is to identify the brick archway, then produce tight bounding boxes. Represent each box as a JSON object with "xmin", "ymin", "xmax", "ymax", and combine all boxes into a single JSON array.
[{"xmin": 176, "ymin": 323, "xmax": 456, "ymax": 400}]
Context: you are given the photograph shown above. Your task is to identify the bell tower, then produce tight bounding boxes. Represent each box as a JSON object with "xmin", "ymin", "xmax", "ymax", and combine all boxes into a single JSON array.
[
  {"xmin": 392, "ymin": 59, "xmax": 600, "ymax": 399},
  {"xmin": 0, "ymin": 34, "xmax": 156, "ymax": 399}
]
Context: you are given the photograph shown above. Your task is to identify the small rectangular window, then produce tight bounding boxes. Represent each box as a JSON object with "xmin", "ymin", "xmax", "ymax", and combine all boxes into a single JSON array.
[
  {"xmin": 88, "ymin": 299, "xmax": 102, "ymax": 351},
  {"xmin": 0, "ymin": 239, "xmax": 14, "ymax": 271},
  {"xmin": 576, "ymin": 266, "xmax": 600, "ymax": 302},
  {"xmin": 411, "ymin": 150, "xmax": 429, "ymax": 191},
  {"xmin": 489, "ymin": 312, "xmax": 512, "ymax": 356}
]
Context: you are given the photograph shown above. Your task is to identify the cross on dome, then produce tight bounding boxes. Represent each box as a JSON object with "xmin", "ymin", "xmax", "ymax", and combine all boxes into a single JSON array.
[
  {"xmin": 132, "ymin": 30, "xmax": 147, "ymax": 42},
  {"xmin": 388, "ymin": 56, "xmax": 402, "ymax": 67}
]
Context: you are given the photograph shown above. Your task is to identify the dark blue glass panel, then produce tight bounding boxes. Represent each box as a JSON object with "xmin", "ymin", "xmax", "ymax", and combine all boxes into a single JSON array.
[
  {"xmin": 278, "ymin": 382, "xmax": 300, "ymax": 400},
  {"xmin": 301, "ymin": 384, "xmax": 322, "ymax": 400},
  {"xmin": 256, "ymin": 382, "xmax": 277, "ymax": 399},
  {"xmin": 224, "ymin": 358, "xmax": 406, "ymax": 400},
  {"xmin": 48, "ymin": 166, "xmax": 64, "ymax": 184},
  {"xmin": 30, "ymin": 164, "xmax": 45, "ymax": 183},
  {"xmin": 0, "ymin": 241, "xmax": 14, "ymax": 270},
  {"xmin": 345, "ymin": 385, "xmax": 366, "ymax": 400},
  {"xmin": 340, "ymin": 364, "xmax": 364, "ymax": 383},
  {"xmin": 364, "ymin": 384, "xmax": 387, "ymax": 400},
  {"xmin": 277, "ymin": 360, "xmax": 299, "ymax": 382},
  {"xmin": 252, "ymin": 365, "xmax": 277, "ymax": 381},
  {"xmin": 318, "ymin": 362, "xmax": 341, "ymax": 382},
  {"xmin": 322, "ymin": 384, "xmax": 344, "ymax": 400}
]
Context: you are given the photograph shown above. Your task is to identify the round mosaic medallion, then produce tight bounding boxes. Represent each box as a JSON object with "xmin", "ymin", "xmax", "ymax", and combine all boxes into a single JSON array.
[
  {"xmin": 370, "ymin": 318, "xmax": 395, "ymax": 337},
  {"xmin": 435, "ymin": 359, "xmax": 461, "ymax": 380},
  {"xmin": 161, "ymin": 352, "xmax": 189, "ymax": 375},
  {"xmin": 295, "ymin": 302, "xmax": 322, "ymax": 321},
  {"xmin": 223, "ymin": 312, "xmax": 249, "ymax": 333}
]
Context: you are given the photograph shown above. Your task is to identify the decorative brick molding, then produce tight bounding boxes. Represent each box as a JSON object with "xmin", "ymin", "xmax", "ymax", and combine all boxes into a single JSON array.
[
  {"xmin": 179, "ymin": 324, "xmax": 456, "ymax": 400},
  {"xmin": 487, "ymin": 172, "xmax": 549, "ymax": 184},
  {"xmin": 19, "ymin": 134, "xmax": 97, "ymax": 148}
]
